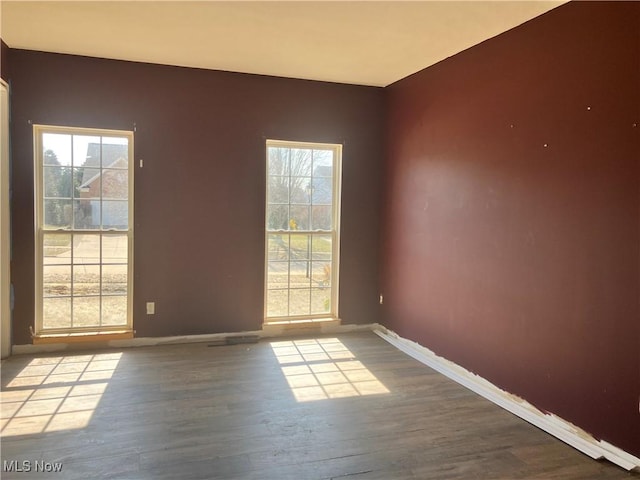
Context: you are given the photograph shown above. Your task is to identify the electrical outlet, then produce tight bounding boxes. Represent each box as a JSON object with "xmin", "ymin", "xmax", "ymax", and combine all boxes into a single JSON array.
[{"xmin": 146, "ymin": 302, "xmax": 155, "ymax": 315}]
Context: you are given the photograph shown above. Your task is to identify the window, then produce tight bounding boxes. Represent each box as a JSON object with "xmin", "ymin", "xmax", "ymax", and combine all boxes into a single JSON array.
[
  {"xmin": 34, "ymin": 125, "xmax": 133, "ymax": 334},
  {"xmin": 265, "ymin": 140, "xmax": 342, "ymax": 322}
]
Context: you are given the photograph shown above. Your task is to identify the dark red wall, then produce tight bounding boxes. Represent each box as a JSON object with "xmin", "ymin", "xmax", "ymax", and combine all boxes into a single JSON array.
[
  {"xmin": 7, "ymin": 51, "xmax": 384, "ymax": 344},
  {"xmin": 383, "ymin": 2, "xmax": 639, "ymax": 456}
]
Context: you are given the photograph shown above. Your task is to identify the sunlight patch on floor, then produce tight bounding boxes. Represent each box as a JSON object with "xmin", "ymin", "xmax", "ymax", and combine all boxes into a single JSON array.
[
  {"xmin": 1, "ymin": 352, "xmax": 121, "ymax": 436},
  {"xmin": 270, "ymin": 338, "xmax": 389, "ymax": 402}
]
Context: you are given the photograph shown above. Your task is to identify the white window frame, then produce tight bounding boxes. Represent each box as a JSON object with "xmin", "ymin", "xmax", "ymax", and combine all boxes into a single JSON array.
[
  {"xmin": 1, "ymin": 80, "xmax": 10, "ymax": 357},
  {"xmin": 34, "ymin": 125, "xmax": 134, "ymax": 335},
  {"xmin": 264, "ymin": 139, "xmax": 342, "ymax": 323}
]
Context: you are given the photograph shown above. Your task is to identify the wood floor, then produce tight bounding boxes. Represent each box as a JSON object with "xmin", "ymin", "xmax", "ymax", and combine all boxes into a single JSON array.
[{"xmin": 1, "ymin": 331, "xmax": 636, "ymax": 479}]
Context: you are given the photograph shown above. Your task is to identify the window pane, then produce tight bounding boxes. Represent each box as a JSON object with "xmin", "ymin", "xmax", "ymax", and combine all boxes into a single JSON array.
[
  {"xmin": 311, "ymin": 206, "xmax": 332, "ymax": 230},
  {"xmin": 43, "ymin": 297, "xmax": 71, "ymax": 329},
  {"xmin": 267, "ymin": 204, "xmax": 288, "ymax": 230},
  {"xmin": 312, "ymin": 150, "xmax": 333, "ymax": 174},
  {"xmin": 290, "ymin": 261, "xmax": 310, "ymax": 289},
  {"xmin": 44, "ymin": 166, "xmax": 72, "ymax": 198},
  {"xmin": 311, "ymin": 261, "xmax": 331, "ymax": 287},
  {"xmin": 268, "ymin": 177, "xmax": 289, "ymax": 204},
  {"xmin": 102, "ymin": 296, "xmax": 127, "ymax": 326},
  {"xmin": 268, "ymin": 147, "xmax": 290, "ymax": 176},
  {"xmin": 75, "ymin": 166, "xmax": 100, "ymax": 199},
  {"xmin": 102, "ymin": 137, "xmax": 129, "ymax": 169},
  {"xmin": 43, "ymin": 265, "xmax": 71, "ymax": 297},
  {"xmin": 102, "ymin": 200, "xmax": 128, "ymax": 229},
  {"xmin": 43, "ymin": 133, "xmax": 72, "ymax": 166},
  {"xmin": 267, "ymin": 289, "xmax": 288, "ymax": 317},
  {"xmin": 311, "ymin": 288, "xmax": 331, "ymax": 314},
  {"xmin": 289, "ymin": 177, "xmax": 311, "ymax": 204},
  {"xmin": 289, "ymin": 234, "xmax": 310, "ymax": 260},
  {"xmin": 267, "ymin": 234, "xmax": 289, "ymax": 260},
  {"xmin": 312, "ymin": 235, "xmax": 331, "ymax": 260},
  {"xmin": 290, "ymin": 149, "xmax": 312, "ymax": 176},
  {"xmin": 73, "ymin": 199, "xmax": 100, "ymax": 229},
  {"xmin": 44, "ymin": 199, "xmax": 72, "ymax": 229},
  {"xmin": 43, "ymin": 234, "xmax": 71, "ymax": 265},
  {"xmin": 74, "ymin": 135, "xmax": 100, "ymax": 168},
  {"xmin": 73, "ymin": 234, "xmax": 100, "ymax": 264},
  {"xmin": 102, "ymin": 264, "xmax": 127, "ymax": 295},
  {"xmin": 73, "ymin": 265, "xmax": 100, "ymax": 296},
  {"xmin": 73, "ymin": 296, "xmax": 100, "ymax": 327},
  {"xmin": 289, "ymin": 289, "xmax": 311, "ymax": 316},
  {"xmin": 267, "ymin": 262, "xmax": 288, "ymax": 290},
  {"xmin": 311, "ymin": 177, "xmax": 332, "ymax": 205},
  {"xmin": 102, "ymin": 235, "xmax": 128, "ymax": 263},
  {"xmin": 101, "ymin": 169, "xmax": 128, "ymax": 199},
  {"xmin": 289, "ymin": 206, "xmax": 309, "ymax": 230}
]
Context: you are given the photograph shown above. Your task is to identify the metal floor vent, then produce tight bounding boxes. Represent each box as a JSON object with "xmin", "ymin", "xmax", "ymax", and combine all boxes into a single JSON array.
[{"xmin": 207, "ymin": 335, "xmax": 260, "ymax": 347}]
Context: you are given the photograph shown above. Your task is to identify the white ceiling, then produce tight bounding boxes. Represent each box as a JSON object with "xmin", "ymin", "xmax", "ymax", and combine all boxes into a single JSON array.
[{"xmin": 0, "ymin": 1, "xmax": 564, "ymax": 87}]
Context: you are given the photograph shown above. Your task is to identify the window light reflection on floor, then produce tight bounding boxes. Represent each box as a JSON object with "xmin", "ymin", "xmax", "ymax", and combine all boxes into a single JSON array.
[
  {"xmin": 270, "ymin": 338, "xmax": 389, "ymax": 402},
  {"xmin": 0, "ymin": 352, "xmax": 122, "ymax": 436}
]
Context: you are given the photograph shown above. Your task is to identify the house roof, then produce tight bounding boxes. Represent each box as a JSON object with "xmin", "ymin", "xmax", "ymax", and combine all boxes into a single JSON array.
[{"xmin": 80, "ymin": 143, "xmax": 128, "ymax": 188}]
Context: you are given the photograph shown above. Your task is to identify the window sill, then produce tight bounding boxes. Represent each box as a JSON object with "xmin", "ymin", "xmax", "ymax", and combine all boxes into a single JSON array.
[
  {"xmin": 264, "ymin": 317, "xmax": 339, "ymax": 326},
  {"xmin": 32, "ymin": 330, "xmax": 134, "ymax": 345},
  {"xmin": 262, "ymin": 318, "xmax": 341, "ymax": 336}
]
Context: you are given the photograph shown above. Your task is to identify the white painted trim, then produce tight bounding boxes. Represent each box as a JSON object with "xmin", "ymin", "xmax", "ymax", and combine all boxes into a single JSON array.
[
  {"xmin": 11, "ymin": 322, "xmax": 375, "ymax": 354},
  {"xmin": 264, "ymin": 139, "xmax": 342, "ymax": 323},
  {"xmin": 32, "ymin": 125, "xmax": 134, "ymax": 336},
  {"xmin": 0, "ymin": 80, "xmax": 10, "ymax": 359},
  {"xmin": 372, "ymin": 325, "xmax": 640, "ymax": 472}
]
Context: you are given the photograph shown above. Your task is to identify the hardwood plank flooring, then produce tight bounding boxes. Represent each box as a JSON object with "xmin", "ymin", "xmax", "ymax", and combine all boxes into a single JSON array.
[{"xmin": 1, "ymin": 332, "xmax": 636, "ymax": 479}]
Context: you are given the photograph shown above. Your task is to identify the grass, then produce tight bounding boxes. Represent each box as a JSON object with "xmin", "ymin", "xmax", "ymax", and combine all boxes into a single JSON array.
[
  {"xmin": 270, "ymin": 234, "xmax": 331, "ymax": 253},
  {"xmin": 44, "ymin": 233, "xmax": 72, "ymax": 246}
]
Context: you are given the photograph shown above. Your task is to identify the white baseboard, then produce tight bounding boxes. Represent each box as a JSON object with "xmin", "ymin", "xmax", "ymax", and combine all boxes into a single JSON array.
[{"xmin": 372, "ymin": 324, "xmax": 640, "ymax": 472}]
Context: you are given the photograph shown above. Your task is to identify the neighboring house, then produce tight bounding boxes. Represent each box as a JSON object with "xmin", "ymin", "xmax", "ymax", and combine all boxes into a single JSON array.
[{"xmin": 78, "ymin": 143, "xmax": 128, "ymax": 229}]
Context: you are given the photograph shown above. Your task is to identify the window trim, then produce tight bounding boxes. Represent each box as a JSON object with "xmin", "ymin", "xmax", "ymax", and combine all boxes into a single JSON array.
[
  {"xmin": 1, "ymin": 80, "xmax": 10, "ymax": 357},
  {"xmin": 264, "ymin": 139, "xmax": 342, "ymax": 324},
  {"xmin": 33, "ymin": 124, "xmax": 134, "ymax": 336}
]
